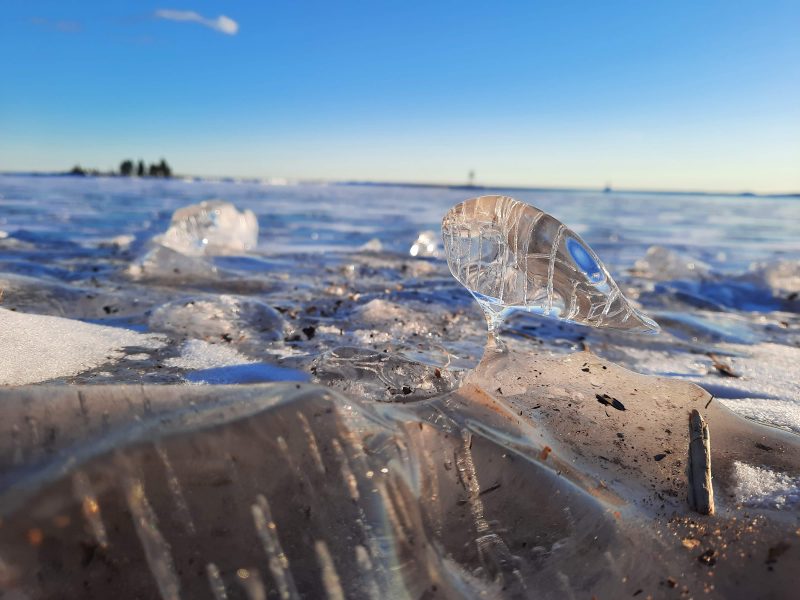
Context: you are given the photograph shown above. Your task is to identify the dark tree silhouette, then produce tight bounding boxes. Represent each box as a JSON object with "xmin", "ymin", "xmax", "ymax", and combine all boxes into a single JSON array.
[
  {"xmin": 158, "ymin": 159, "xmax": 172, "ymax": 178},
  {"xmin": 66, "ymin": 158, "xmax": 172, "ymax": 178},
  {"xmin": 147, "ymin": 159, "xmax": 173, "ymax": 178}
]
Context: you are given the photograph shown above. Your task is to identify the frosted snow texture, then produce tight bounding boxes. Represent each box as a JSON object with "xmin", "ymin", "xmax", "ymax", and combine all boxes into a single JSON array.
[
  {"xmin": 442, "ymin": 195, "xmax": 659, "ymax": 333},
  {"xmin": 157, "ymin": 200, "xmax": 258, "ymax": 256},
  {"xmin": 0, "ymin": 307, "xmax": 163, "ymax": 385},
  {"xmin": 164, "ymin": 339, "xmax": 256, "ymax": 370},
  {"xmin": 732, "ymin": 461, "xmax": 800, "ymax": 509}
]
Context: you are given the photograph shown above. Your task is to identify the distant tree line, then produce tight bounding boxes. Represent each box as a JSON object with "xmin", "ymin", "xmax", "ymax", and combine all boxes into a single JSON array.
[{"xmin": 68, "ymin": 159, "xmax": 173, "ymax": 178}]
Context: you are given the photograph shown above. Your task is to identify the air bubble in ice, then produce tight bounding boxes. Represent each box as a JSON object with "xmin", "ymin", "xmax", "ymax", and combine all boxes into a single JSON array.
[
  {"xmin": 441, "ymin": 195, "xmax": 659, "ymax": 336},
  {"xmin": 158, "ymin": 200, "xmax": 258, "ymax": 256}
]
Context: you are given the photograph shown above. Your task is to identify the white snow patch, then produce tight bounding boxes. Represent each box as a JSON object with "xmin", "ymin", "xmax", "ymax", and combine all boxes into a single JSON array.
[
  {"xmin": 620, "ymin": 343, "xmax": 800, "ymax": 433},
  {"xmin": 732, "ymin": 461, "xmax": 800, "ymax": 509},
  {"xmin": 0, "ymin": 307, "xmax": 163, "ymax": 385},
  {"xmin": 719, "ymin": 399, "xmax": 800, "ymax": 435},
  {"xmin": 164, "ymin": 339, "xmax": 255, "ymax": 370}
]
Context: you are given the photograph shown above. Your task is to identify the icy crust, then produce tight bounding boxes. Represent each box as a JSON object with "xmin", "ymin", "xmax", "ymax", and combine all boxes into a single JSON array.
[
  {"xmin": 156, "ymin": 200, "xmax": 258, "ymax": 256},
  {"xmin": 744, "ymin": 259, "xmax": 800, "ymax": 296},
  {"xmin": 0, "ymin": 308, "xmax": 164, "ymax": 385},
  {"xmin": 148, "ymin": 295, "xmax": 287, "ymax": 344},
  {"xmin": 1, "ymin": 348, "xmax": 799, "ymax": 599},
  {"xmin": 128, "ymin": 245, "xmax": 220, "ymax": 282},
  {"xmin": 632, "ymin": 246, "xmax": 712, "ymax": 280},
  {"xmin": 164, "ymin": 339, "xmax": 257, "ymax": 370},
  {"xmin": 732, "ymin": 461, "xmax": 800, "ymax": 509},
  {"xmin": 441, "ymin": 195, "xmax": 659, "ymax": 333}
]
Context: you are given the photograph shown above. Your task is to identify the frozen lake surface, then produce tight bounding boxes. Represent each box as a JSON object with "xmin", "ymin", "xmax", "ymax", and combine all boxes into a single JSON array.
[
  {"xmin": 1, "ymin": 174, "xmax": 797, "ymax": 431},
  {"xmin": 1, "ymin": 175, "xmax": 799, "ymax": 599}
]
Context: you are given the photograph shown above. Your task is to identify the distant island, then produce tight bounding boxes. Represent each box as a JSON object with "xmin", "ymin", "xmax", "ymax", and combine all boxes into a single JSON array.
[{"xmin": 68, "ymin": 159, "xmax": 173, "ymax": 178}]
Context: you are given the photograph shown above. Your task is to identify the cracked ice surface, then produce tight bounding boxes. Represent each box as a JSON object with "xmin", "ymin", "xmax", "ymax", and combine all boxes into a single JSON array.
[{"xmin": 441, "ymin": 195, "xmax": 659, "ymax": 333}]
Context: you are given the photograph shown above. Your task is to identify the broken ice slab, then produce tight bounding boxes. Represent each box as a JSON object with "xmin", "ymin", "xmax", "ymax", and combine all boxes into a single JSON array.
[
  {"xmin": 157, "ymin": 200, "xmax": 258, "ymax": 256},
  {"xmin": 441, "ymin": 195, "xmax": 659, "ymax": 334}
]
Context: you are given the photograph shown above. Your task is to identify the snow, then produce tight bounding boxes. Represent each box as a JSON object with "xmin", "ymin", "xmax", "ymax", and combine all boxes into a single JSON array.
[
  {"xmin": 0, "ymin": 307, "xmax": 163, "ymax": 385},
  {"xmin": 164, "ymin": 339, "xmax": 256, "ymax": 371},
  {"xmin": 732, "ymin": 461, "xmax": 800, "ymax": 509}
]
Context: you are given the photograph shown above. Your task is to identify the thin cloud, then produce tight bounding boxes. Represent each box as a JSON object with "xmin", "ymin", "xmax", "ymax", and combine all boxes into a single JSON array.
[
  {"xmin": 30, "ymin": 17, "xmax": 82, "ymax": 33},
  {"xmin": 154, "ymin": 9, "xmax": 238, "ymax": 35}
]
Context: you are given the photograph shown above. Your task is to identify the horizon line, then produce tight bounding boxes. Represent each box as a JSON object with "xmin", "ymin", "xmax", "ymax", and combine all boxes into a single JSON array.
[{"xmin": 1, "ymin": 170, "xmax": 798, "ymax": 199}]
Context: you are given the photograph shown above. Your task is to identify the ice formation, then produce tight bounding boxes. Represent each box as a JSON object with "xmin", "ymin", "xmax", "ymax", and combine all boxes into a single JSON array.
[
  {"xmin": 442, "ymin": 195, "xmax": 660, "ymax": 334},
  {"xmin": 157, "ymin": 200, "xmax": 258, "ymax": 256},
  {"xmin": 409, "ymin": 230, "xmax": 441, "ymax": 257},
  {"xmin": 148, "ymin": 295, "xmax": 287, "ymax": 343},
  {"xmin": 744, "ymin": 259, "xmax": 800, "ymax": 295},
  {"xmin": 127, "ymin": 245, "xmax": 219, "ymax": 282},
  {"xmin": 633, "ymin": 245, "xmax": 711, "ymax": 280}
]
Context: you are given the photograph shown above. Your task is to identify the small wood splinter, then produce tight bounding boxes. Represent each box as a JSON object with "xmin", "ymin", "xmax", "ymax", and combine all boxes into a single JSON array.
[{"xmin": 688, "ymin": 409, "xmax": 714, "ymax": 515}]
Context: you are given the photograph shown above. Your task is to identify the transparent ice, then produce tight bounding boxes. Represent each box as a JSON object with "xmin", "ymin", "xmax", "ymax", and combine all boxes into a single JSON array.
[
  {"xmin": 409, "ymin": 230, "xmax": 441, "ymax": 257},
  {"xmin": 158, "ymin": 200, "xmax": 258, "ymax": 256},
  {"xmin": 441, "ymin": 195, "xmax": 659, "ymax": 336}
]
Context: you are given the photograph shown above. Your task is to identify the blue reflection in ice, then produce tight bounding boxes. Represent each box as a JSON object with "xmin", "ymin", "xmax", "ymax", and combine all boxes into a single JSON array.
[{"xmin": 566, "ymin": 237, "xmax": 603, "ymax": 284}]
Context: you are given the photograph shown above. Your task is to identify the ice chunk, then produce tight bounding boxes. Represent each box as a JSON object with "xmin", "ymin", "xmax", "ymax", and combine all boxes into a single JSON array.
[
  {"xmin": 744, "ymin": 259, "xmax": 800, "ymax": 295},
  {"xmin": 633, "ymin": 246, "xmax": 711, "ymax": 280},
  {"xmin": 441, "ymin": 195, "xmax": 659, "ymax": 334},
  {"xmin": 127, "ymin": 245, "xmax": 219, "ymax": 282},
  {"xmin": 157, "ymin": 200, "xmax": 258, "ymax": 256},
  {"xmin": 359, "ymin": 238, "xmax": 383, "ymax": 252},
  {"xmin": 149, "ymin": 295, "xmax": 287, "ymax": 343},
  {"xmin": 409, "ymin": 230, "xmax": 440, "ymax": 257}
]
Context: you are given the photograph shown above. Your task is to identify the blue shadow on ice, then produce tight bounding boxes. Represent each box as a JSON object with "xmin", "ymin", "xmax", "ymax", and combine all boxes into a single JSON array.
[{"xmin": 186, "ymin": 363, "xmax": 310, "ymax": 385}]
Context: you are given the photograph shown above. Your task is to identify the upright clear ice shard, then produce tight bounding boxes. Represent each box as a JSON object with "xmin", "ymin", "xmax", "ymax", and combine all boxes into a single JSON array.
[{"xmin": 441, "ymin": 195, "xmax": 659, "ymax": 334}]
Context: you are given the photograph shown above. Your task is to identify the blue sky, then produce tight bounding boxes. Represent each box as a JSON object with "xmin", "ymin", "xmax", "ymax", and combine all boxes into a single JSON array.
[{"xmin": 1, "ymin": 1, "xmax": 798, "ymax": 192}]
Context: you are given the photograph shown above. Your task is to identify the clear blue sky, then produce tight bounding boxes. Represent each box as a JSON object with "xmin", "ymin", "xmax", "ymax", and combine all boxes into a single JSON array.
[{"xmin": 1, "ymin": 1, "xmax": 798, "ymax": 192}]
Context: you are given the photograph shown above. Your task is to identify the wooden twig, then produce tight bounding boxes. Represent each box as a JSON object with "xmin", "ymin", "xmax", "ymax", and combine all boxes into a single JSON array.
[{"xmin": 688, "ymin": 409, "xmax": 714, "ymax": 515}]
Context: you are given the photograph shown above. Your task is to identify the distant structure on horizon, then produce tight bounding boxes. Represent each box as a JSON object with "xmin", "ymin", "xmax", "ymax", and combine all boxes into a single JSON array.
[{"xmin": 468, "ymin": 170, "xmax": 476, "ymax": 187}]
